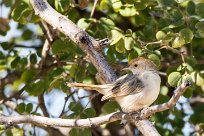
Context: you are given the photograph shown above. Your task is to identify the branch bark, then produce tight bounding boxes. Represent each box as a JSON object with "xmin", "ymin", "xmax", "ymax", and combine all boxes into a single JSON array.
[
  {"xmin": 0, "ymin": 81, "xmax": 190, "ymax": 133},
  {"xmin": 29, "ymin": 0, "xmax": 117, "ymax": 83}
]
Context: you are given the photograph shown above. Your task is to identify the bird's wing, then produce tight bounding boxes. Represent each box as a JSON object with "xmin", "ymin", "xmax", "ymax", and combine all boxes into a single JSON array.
[{"xmin": 101, "ymin": 73, "xmax": 144, "ymax": 101}]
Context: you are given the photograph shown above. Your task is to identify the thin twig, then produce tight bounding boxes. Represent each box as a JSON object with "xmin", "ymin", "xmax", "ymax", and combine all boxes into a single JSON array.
[
  {"xmin": 38, "ymin": 93, "xmax": 49, "ymax": 117},
  {"xmin": 59, "ymin": 91, "xmax": 75, "ymax": 118},
  {"xmin": 90, "ymin": 0, "xmax": 98, "ymax": 17}
]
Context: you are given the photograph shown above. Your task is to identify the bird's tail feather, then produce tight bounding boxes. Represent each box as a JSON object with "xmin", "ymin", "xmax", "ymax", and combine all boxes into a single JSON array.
[{"xmin": 67, "ymin": 83, "xmax": 110, "ymax": 95}]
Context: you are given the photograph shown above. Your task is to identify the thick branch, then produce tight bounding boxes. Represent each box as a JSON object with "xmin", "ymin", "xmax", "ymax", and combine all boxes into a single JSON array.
[
  {"xmin": 0, "ymin": 82, "xmax": 190, "ymax": 131},
  {"xmin": 0, "ymin": 112, "xmax": 124, "ymax": 127},
  {"xmin": 29, "ymin": 0, "xmax": 117, "ymax": 83}
]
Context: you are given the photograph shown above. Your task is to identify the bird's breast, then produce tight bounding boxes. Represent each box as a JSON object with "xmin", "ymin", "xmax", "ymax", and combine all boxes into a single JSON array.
[{"xmin": 116, "ymin": 72, "xmax": 161, "ymax": 113}]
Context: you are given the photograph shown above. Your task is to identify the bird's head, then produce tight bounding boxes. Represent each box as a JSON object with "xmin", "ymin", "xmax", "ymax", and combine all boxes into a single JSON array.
[{"xmin": 123, "ymin": 57, "xmax": 158, "ymax": 72}]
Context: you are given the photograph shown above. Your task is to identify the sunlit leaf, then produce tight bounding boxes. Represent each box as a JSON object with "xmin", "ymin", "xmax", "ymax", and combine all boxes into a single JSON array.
[
  {"xmin": 115, "ymin": 38, "xmax": 125, "ymax": 53},
  {"xmin": 172, "ymin": 36, "xmax": 185, "ymax": 48},
  {"xmin": 119, "ymin": 5, "xmax": 137, "ymax": 17},
  {"xmin": 179, "ymin": 28, "xmax": 194, "ymax": 44},
  {"xmin": 156, "ymin": 31, "xmax": 166, "ymax": 40},
  {"xmin": 124, "ymin": 36, "xmax": 134, "ymax": 50},
  {"xmin": 168, "ymin": 72, "xmax": 181, "ymax": 87},
  {"xmin": 111, "ymin": 0, "xmax": 122, "ymax": 12},
  {"xmin": 148, "ymin": 54, "xmax": 161, "ymax": 67},
  {"xmin": 110, "ymin": 29, "xmax": 124, "ymax": 45}
]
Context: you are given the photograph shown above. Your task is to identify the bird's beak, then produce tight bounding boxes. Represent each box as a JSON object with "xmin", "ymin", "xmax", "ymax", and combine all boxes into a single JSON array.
[{"xmin": 122, "ymin": 66, "xmax": 134, "ymax": 71}]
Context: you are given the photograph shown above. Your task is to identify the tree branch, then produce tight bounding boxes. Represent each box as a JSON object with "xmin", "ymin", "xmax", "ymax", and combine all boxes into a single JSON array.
[
  {"xmin": 29, "ymin": 0, "xmax": 117, "ymax": 83},
  {"xmin": 0, "ymin": 81, "xmax": 190, "ymax": 132},
  {"xmin": 38, "ymin": 93, "xmax": 49, "ymax": 117}
]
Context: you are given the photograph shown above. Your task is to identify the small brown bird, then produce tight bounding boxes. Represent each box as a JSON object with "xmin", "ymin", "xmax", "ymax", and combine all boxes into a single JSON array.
[{"xmin": 68, "ymin": 58, "xmax": 161, "ymax": 113}]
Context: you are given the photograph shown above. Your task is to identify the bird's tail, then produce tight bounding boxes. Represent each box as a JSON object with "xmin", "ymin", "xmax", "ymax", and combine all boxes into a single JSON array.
[{"xmin": 67, "ymin": 82, "xmax": 111, "ymax": 95}]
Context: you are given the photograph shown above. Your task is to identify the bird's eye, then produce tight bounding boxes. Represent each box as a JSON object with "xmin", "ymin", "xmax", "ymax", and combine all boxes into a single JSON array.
[{"xmin": 134, "ymin": 64, "xmax": 138, "ymax": 67}]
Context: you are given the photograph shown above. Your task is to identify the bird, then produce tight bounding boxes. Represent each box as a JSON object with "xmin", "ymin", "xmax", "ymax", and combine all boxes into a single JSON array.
[{"xmin": 68, "ymin": 57, "xmax": 161, "ymax": 113}]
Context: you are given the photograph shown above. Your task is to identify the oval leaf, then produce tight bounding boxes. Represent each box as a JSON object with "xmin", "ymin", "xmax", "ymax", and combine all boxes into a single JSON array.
[
  {"xmin": 179, "ymin": 28, "xmax": 194, "ymax": 44},
  {"xmin": 168, "ymin": 72, "xmax": 181, "ymax": 87}
]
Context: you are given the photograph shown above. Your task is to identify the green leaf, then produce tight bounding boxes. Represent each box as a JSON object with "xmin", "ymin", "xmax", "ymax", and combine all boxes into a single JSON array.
[
  {"xmin": 100, "ymin": 17, "xmax": 115, "ymax": 27},
  {"xmin": 115, "ymin": 38, "xmax": 125, "ymax": 53},
  {"xmin": 17, "ymin": 103, "xmax": 26, "ymax": 113},
  {"xmin": 168, "ymin": 72, "xmax": 182, "ymax": 87},
  {"xmin": 70, "ymin": 64, "xmax": 78, "ymax": 77},
  {"xmin": 134, "ymin": 1, "xmax": 147, "ymax": 10},
  {"xmin": 155, "ymin": 94, "xmax": 170, "ymax": 104},
  {"xmin": 29, "ymin": 53, "xmax": 37, "ymax": 64},
  {"xmin": 102, "ymin": 101, "xmax": 120, "ymax": 114},
  {"xmin": 10, "ymin": 56, "xmax": 20, "ymax": 69},
  {"xmin": 119, "ymin": 5, "xmax": 137, "ymax": 17},
  {"xmin": 69, "ymin": 128, "xmax": 78, "ymax": 136},
  {"xmin": 128, "ymin": 51, "xmax": 138, "ymax": 63},
  {"xmin": 49, "ymin": 78, "xmax": 64, "ymax": 89},
  {"xmin": 25, "ymin": 103, "xmax": 33, "ymax": 113},
  {"xmin": 124, "ymin": 36, "xmax": 134, "ymax": 50},
  {"xmin": 10, "ymin": 128, "xmax": 24, "ymax": 136},
  {"xmin": 156, "ymin": 31, "xmax": 166, "ymax": 40},
  {"xmin": 111, "ymin": 0, "xmax": 122, "ymax": 12},
  {"xmin": 80, "ymin": 108, "xmax": 96, "ymax": 118},
  {"xmin": 68, "ymin": 102, "xmax": 83, "ymax": 113},
  {"xmin": 87, "ymin": 64, "xmax": 97, "ymax": 75},
  {"xmin": 179, "ymin": 28, "xmax": 194, "ymax": 44},
  {"xmin": 69, "ymin": 128, "xmax": 91, "ymax": 136},
  {"xmin": 100, "ymin": 0, "xmax": 109, "ymax": 10},
  {"xmin": 1, "ymin": 42, "xmax": 10, "ymax": 50},
  {"xmin": 11, "ymin": 3, "xmax": 28, "ymax": 21},
  {"xmin": 172, "ymin": 36, "xmax": 185, "ymax": 48},
  {"xmin": 49, "ymin": 67, "xmax": 64, "ymax": 77},
  {"xmin": 183, "ymin": 87, "xmax": 193, "ymax": 98},
  {"xmin": 82, "ymin": 128, "xmax": 92, "ymax": 136},
  {"xmin": 22, "ymin": 29, "xmax": 33, "ymax": 40},
  {"xmin": 195, "ymin": 21, "xmax": 204, "ymax": 37},
  {"xmin": 191, "ymin": 72, "xmax": 204, "ymax": 86},
  {"xmin": 190, "ymin": 105, "xmax": 204, "ymax": 124},
  {"xmin": 20, "ymin": 58, "xmax": 28, "ymax": 67},
  {"xmin": 54, "ymin": 0, "xmax": 69, "ymax": 13},
  {"xmin": 26, "ymin": 80, "xmax": 45, "ymax": 96},
  {"xmin": 148, "ymin": 54, "xmax": 161, "ymax": 67},
  {"xmin": 160, "ymin": 86, "xmax": 169, "ymax": 95},
  {"xmin": 195, "ymin": 3, "xmax": 204, "ymax": 16},
  {"xmin": 21, "ymin": 69, "xmax": 36, "ymax": 84},
  {"xmin": 82, "ymin": 77, "xmax": 95, "ymax": 84},
  {"xmin": 77, "ymin": 18, "xmax": 94, "ymax": 29},
  {"xmin": 75, "ymin": 66, "xmax": 86, "ymax": 82},
  {"xmin": 186, "ymin": 56, "xmax": 197, "ymax": 67},
  {"xmin": 157, "ymin": 0, "xmax": 175, "ymax": 7},
  {"xmin": 2, "ymin": 0, "xmax": 14, "ymax": 7},
  {"xmin": 51, "ymin": 39, "xmax": 70, "ymax": 54},
  {"xmin": 11, "ymin": 2, "xmax": 36, "ymax": 24},
  {"xmin": 110, "ymin": 29, "xmax": 123, "ymax": 45},
  {"xmin": 186, "ymin": 1, "xmax": 195, "ymax": 15}
]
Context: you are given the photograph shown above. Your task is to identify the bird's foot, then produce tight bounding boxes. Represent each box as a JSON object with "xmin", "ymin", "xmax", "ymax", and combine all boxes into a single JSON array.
[{"xmin": 120, "ymin": 120, "xmax": 128, "ymax": 126}]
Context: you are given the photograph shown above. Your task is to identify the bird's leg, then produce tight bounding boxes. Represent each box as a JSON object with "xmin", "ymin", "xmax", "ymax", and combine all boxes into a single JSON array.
[{"xmin": 120, "ymin": 111, "xmax": 140, "ymax": 126}]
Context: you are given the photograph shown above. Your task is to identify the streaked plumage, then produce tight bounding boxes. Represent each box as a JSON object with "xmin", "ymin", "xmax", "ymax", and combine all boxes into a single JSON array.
[{"xmin": 68, "ymin": 58, "xmax": 161, "ymax": 112}]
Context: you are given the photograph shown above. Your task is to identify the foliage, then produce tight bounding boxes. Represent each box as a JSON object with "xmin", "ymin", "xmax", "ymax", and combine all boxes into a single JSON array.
[{"xmin": 0, "ymin": 0, "xmax": 204, "ymax": 135}]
